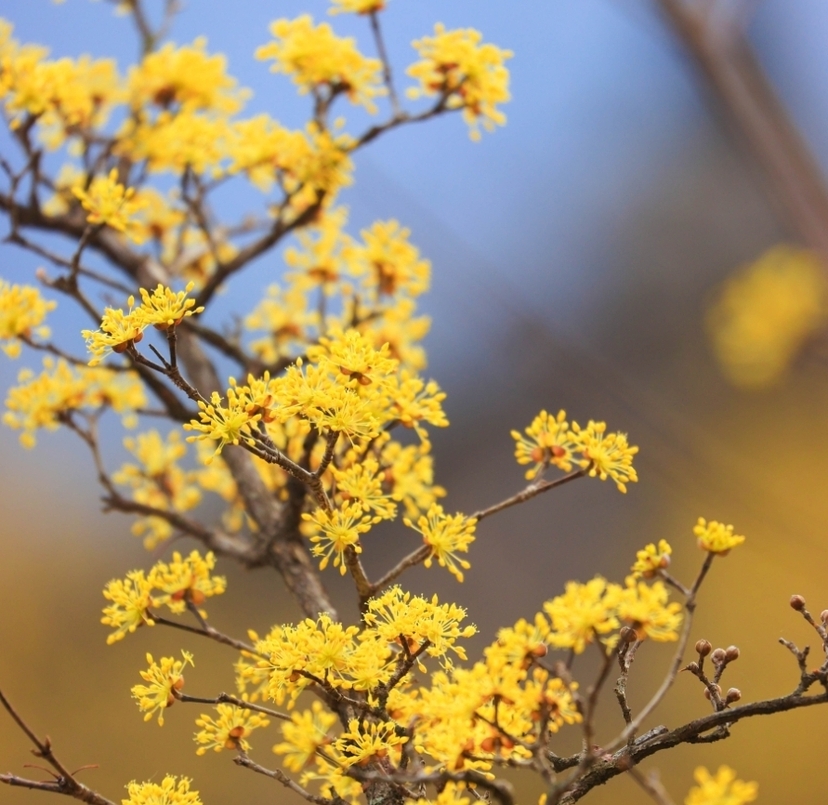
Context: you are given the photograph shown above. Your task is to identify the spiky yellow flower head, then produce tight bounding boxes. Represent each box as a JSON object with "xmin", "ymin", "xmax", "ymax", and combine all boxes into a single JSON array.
[
  {"xmin": 132, "ymin": 650, "xmax": 194, "ymax": 726},
  {"xmin": 184, "ymin": 387, "xmax": 261, "ymax": 459},
  {"xmin": 138, "ymin": 281, "xmax": 204, "ymax": 329},
  {"xmin": 194, "ymin": 703, "xmax": 270, "ymax": 755},
  {"xmin": 511, "ymin": 409, "xmax": 576, "ymax": 479},
  {"xmin": 694, "ymin": 518, "xmax": 745, "ymax": 555},
  {"xmin": 123, "ymin": 775, "xmax": 202, "ymax": 805},
  {"xmin": 404, "ymin": 504, "xmax": 477, "ymax": 582},
  {"xmin": 571, "ymin": 419, "xmax": 639, "ymax": 493},
  {"xmin": 302, "ymin": 501, "xmax": 380, "ymax": 574},
  {"xmin": 150, "ymin": 550, "xmax": 227, "ymax": 614},
  {"xmin": 72, "ymin": 169, "xmax": 147, "ymax": 242},
  {"xmin": 543, "ymin": 577, "xmax": 621, "ymax": 654},
  {"xmin": 334, "ymin": 718, "xmax": 408, "ymax": 767},
  {"xmin": 685, "ymin": 766, "xmax": 758, "ymax": 805},
  {"xmin": 256, "ymin": 16, "xmax": 385, "ymax": 112},
  {"xmin": 101, "ymin": 570, "xmax": 156, "ymax": 645},
  {"xmin": 617, "ymin": 580, "xmax": 682, "ymax": 642},
  {"xmin": 82, "ymin": 297, "xmax": 146, "ymax": 366},
  {"xmin": 630, "ymin": 539, "xmax": 672, "ymax": 579},
  {"xmin": 0, "ymin": 280, "xmax": 56, "ymax": 358},
  {"xmin": 332, "ymin": 457, "xmax": 397, "ymax": 520},
  {"xmin": 407, "ymin": 24, "xmax": 512, "ymax": 140},
  {"xmin": 707, "ymin": 245, "xmax": 828, "ymax": 388},
  {"xmin": 273, "ymin": 701, "xmax": 337, "ymax": 771}
]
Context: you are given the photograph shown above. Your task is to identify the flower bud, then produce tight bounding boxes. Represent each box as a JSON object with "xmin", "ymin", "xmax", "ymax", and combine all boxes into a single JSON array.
[
  {"xmin": 725, "ymin": 687, "xmax": 742, "ymax": 704},
  {"xmin": 725, "ymin": 645, "xmax": 740, "ymax": 662},
  {"xmin": 710, "ymin": 648, "xmax": 726, "ymax": 666},
  {"xmin": 684, "ymin": 661, "xmax": 700, "ymax": 674},
  {"xmin": 703, "ymin": 684, "xmax": 721, "ymax": 701},
  {"xmin": 790, "ymin": 594, "xmax": 806, "ymax": 611},
  {"xmin": 619, "ymin": 626, "xmax": 637, "ymax": 644},
  {"xmin": 820, "ymin": 610, "xmax": 828, "ymax": 624},
  {"xmin": 695, "ymin": 639, "xmax": 712, "ymax": 657}
]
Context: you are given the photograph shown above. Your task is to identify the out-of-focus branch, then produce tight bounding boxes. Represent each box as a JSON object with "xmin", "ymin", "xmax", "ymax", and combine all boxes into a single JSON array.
[{"xmin": 655, "ymin": 0, "xmax": 828, "ymax": 259}]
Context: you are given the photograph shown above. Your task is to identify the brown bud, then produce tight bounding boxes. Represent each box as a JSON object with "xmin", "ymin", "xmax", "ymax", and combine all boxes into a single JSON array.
[
  {"xmin": 820, "ymin": 610, "xmax": 828, "ymax": 624},
  {"xmin": 725, "ymin": 645, "xmax": 740, "ymax": 662},
  {"xmin": 790, "ymin": 594, "xmax": 806, "ymax": 611},
  {"xmin": 530, "ymin": 643, "xmax": 548, "ymax": 658},
  {"xmin": 710, "ymin": 648, "xmax": 727, "ymax": 666},
  {"xmin": 703, "ymin": 684, "xmax": 721, "ymax": 701},
  {"xmin": 695, "ymin": 639, "xmax": 712, "ymax": 657},
  {"xmin": 619, "ymin": 626, "xmax": 637, "ymax": 644},
  {"xmin": 684, "ymin": 661, "xmax": 700, "ymax": 674},
  {"xmin": 725, "ymin": 687, "xmax": 742, "ymax": 704}
]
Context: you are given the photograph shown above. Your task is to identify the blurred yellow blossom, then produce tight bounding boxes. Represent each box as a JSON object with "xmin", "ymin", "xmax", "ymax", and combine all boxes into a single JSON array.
[
  {"xmin": 707, "ymin": 245, "xmax": 828, "ymax": 388},
  {"xmin": 630, "ymin": 539, "xmax": 672, "ymax": 579},
  {"xmin": 72, "ymin": 169, "xmax": 147, "ymax": 242},
  {"xmin": 685, "ymin": 766, "xmax": 758, "ymax": 805},
  {"xmin": 123, "ymin": 776, "xmax": 202, "ymax": 805},
  {"xmin": 543, "ymin": 577, "xmax": 621, "ymax": 654},
  {"xmin": 0, "ymin": 280, "xmax": 55, "ymax": 357},
  {"xmin": 150, "ymin": 550, "xmax": 227, "ymax": 614},
  {"xmin": 335, "ymin": 719, "xmax": 408, "ymax": 767},
  {"xmin": 273, "ymin": 701, "xmax": 337, "ymax": 771},
  {"xmin": 617, "ymin": 580, "xmax": 682, "ymax": 642}
]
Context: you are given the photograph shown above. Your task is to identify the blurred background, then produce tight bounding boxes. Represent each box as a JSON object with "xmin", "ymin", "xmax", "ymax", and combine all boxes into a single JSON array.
[{"xmin": 2, "ymin": 1, "xmax": 828, "ymax": 803}]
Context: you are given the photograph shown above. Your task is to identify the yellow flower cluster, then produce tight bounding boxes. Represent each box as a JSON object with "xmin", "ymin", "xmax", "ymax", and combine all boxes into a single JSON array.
[
  {"xmin": 407, "ymin": 24, "xmax": 512, "ymax": 140},
  {"xmin": 273, "ymin": 701, "xmax": 337, "ymax": 771},
  {"xmin": 694, "ymin": 517, "xmax": 745, "ymax": 556},
  {"xmin": 512, "ymin": 409, "xmax": 639, "ymax": 492},
  {"xmin": 123, "ymin": 776, "xmax": 202, "ymax": 805},
  {"xmin": 685, "ymin": 766, "xmax": 758, "ymax": 805},
  {"xmin": 707, "ymin": 245, "xmax": 828, "ymax": 388},
  {"xmin": 82, "ymin": 282, "xmax": 203, "ymax": 365},
  {"xmin": 132, "ymin": 650, "xmax": 194, "ymax": 725},
  {"xmin": 0, "ymin": 280, "xmax": 56, "ymax": 358},
  {"xmin": 404, "ymin": 504, "xmax": 477, "ymax": 582},
  {"xmin": 194, "ymin": 704, "xmax": 270, "ymax": 754},
  {"xmin": 101, "ymin": 551, "xmax": 226, "ymax": 644},
  {"xmin": 256, "ymin": 16, "xmax": 385, "ymax": 112},
  {"xmin": 630, "ymin": 539, "xmax": 672, "ymax": 579},
  {"xmin": 3, "ymin": 358, "xmax": 145, "ymax": 446},
  {"xmin": 72, "ymin": 169, "xmax": 147, "ymax": 242}
]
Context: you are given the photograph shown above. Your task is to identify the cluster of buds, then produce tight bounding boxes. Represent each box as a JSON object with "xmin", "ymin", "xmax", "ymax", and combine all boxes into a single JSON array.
[{"xmin": 684, "ymin": 638, "xmax": 741, "ymax": 710}]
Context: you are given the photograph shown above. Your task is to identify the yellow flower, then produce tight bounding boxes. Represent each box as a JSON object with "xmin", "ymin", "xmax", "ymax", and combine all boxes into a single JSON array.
[
  {"xmin": 685, "ymin": 766, "xmax": 758, "ymax": 805},
  {"xmin": 543, "ymin": 577, "xmax": 621, "ymax": 654},
  {"xmin": 72, "ymin": 169, "xmax": 147, "ymax": 242},
  {"xmin": 616, "ymin": 580, "xmax": 682, "ymax": 642},
  {"xmin": 194, "ymin": 703, "xmax": 269, "ymax": 754},
  {"xmin": 707, "ymin": 245, "xmax": 828, "ymax": 388},
  {"xmin": 334, "ymin": 718, "xmax": 408, "ymax": 767},
  {"xmin": 150, "ymin": 550, "xmax": 227, "ymax": 614},
  {"xmin": 329, "ymin": 0, "xmax": 386, "ymax": 14},
  {"xmin": 256, "ymin": 16, "xmax": 385, "ymax": 112},
  {"xmin": 123, "ymin": 776, "xmax": 202, "ymax": 805},
  {"xmin": 407, "ymin": 24, "xmax": 512, "ymax": 140},
  {"xmin": 138, "ymin": 281, "xmax": 204, "ymax": 329},
  {"xmin": 630, "ymin": 539, "xmax": 672, "ymax": 579},
  {"xmin": 511, "ymin": 409, "xmax": 576, "ymax": 480},
  {"xmin": 82, "ymin": 297, "xmax": 146, "ymax": 366},
  {"xmin": 184, "ymin": 387, "xmax": 261, "ymax": 458},
  {"xmin": 273, "ymin": 701, "xmax": 337, "ymax": 771},
  {"xmin": 404, "ymin": 504, "xmax": 476, "ymax": 582},
  {"xmin": 0, "ymin": 280, "xmax": 56, "ymax": 358},
  {"xmin": 380, "ymin": 437, "xmax": 446, "ymax": 518},
  {"xmin": 694, "ymin": 517, "xmax": 746, "ymax": 555},
  {"xmin": 571, "ymin": 419, "xmax": 639, "ymax": 493},
  {"xmin": 332, "ymin": 456, "xmax": 398, "ymax": 520},
  {"xmin": 131, "ymin": 650, "xmax": 194, "ymax": 726},
  {"xmin": 302, "ymin": 501, "xmax": 380, "ymax": 574},
  {"xmin": 101, "ymin": 570, "xmax": 156, "ymax": 645}
]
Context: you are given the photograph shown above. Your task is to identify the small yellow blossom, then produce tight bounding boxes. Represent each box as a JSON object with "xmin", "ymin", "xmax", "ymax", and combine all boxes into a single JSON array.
[
  {"xmin": 630, "ymin": 539, "xmax": 672, "ymax": 579},
  {"xmin": 150, "ymin": 550, "xmax": 227, "ymax": 614},
  {"xmin": 407, "ymin": 24, "xmax": 512, "ymax": 140},
  {"xmin": 332, "ymin": 456, "xmax": 397, "ymax": 520},
  {"xmin": 123, "ymin": 775, "xmax": 202, "ymax": 805},
  {"xmin": 330, "ymin": 0, "xmax": 386, "ymax": 14},
  {"xmin": 543, "ymin": 577, "xmax": 621, "ymax": 654},
  {"xmin": 138, "ymin": 281, "xmax": 204, "ymax": 329},
  {"xmin": 302, "ymin": 501, "xmax": 380, "ymax": 574},
  {"xmin": 273, "ymin": 701, "xmax": 337, "ymax": 771},
  {"xmin": 72, "ymin": 169, "xmax": 147, "ymax": 242},
  {"xmin": 685, "ymin": 766, "xmax": 758, "ymax": 805},
  {"xmin": 694, "ymin": 518, "xmax": 746, "ymax": 555},
  {"xmin": 511, "ymin": 409, "xmax": 576, "ymax": 480},
  {"xmin": 184, "ymin": 387, "xmax": 261, "ymax": 458},
  {"xmin": 101, "ymin": 570, "xmax": 155, "ymax": 645},
  {"xmin": 132, "ymin": 650, "xmax": 194, "ymax": 726},
  {"xmin": 334, "ymin": 718, "xmax": 408, "ymax": 767},
  {"xmin": 617, "ymin": 580, "xmax": 682, "ymax": 642},
  {"xmin": 571, "ymin": 419, "xmax": 639, "ymax": 493},
  {"xmin": 707, "ymin": 245, "xmax": 828, "ymax": 388},
  {"xmin": 82, "ymin": 298, "xmax": 146, "ymax": 366},
  {"xmin": 256, "ymin": 16, "xmax": 385, "ymax": 112},
  {"xmin": 194, "ymin": 703, "xmax": 269, "ymax": 754},
  {"xmin": 0, "ymin": 280, "xmax": 56, "ymax": 358},
  {"xmin": 404, "ymin": 504, "xmax": 476, "ymax": 582}
]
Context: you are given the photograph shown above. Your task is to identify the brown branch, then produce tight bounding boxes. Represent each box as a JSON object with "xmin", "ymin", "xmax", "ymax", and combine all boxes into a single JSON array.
[
  {"xmin": 173, "ymin": 691, "xmax": 291, "ymax": 722},
  {"xmin": 151, "ymin": 614, "xmax": 264, "ymax": 657},
  {"xmin": 233, "ymin": 755, "xmax": 333, "ymax": 805},
  {"xmin": 369, "ymin": 11, "xmax": 401, "ymax": 116}
]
